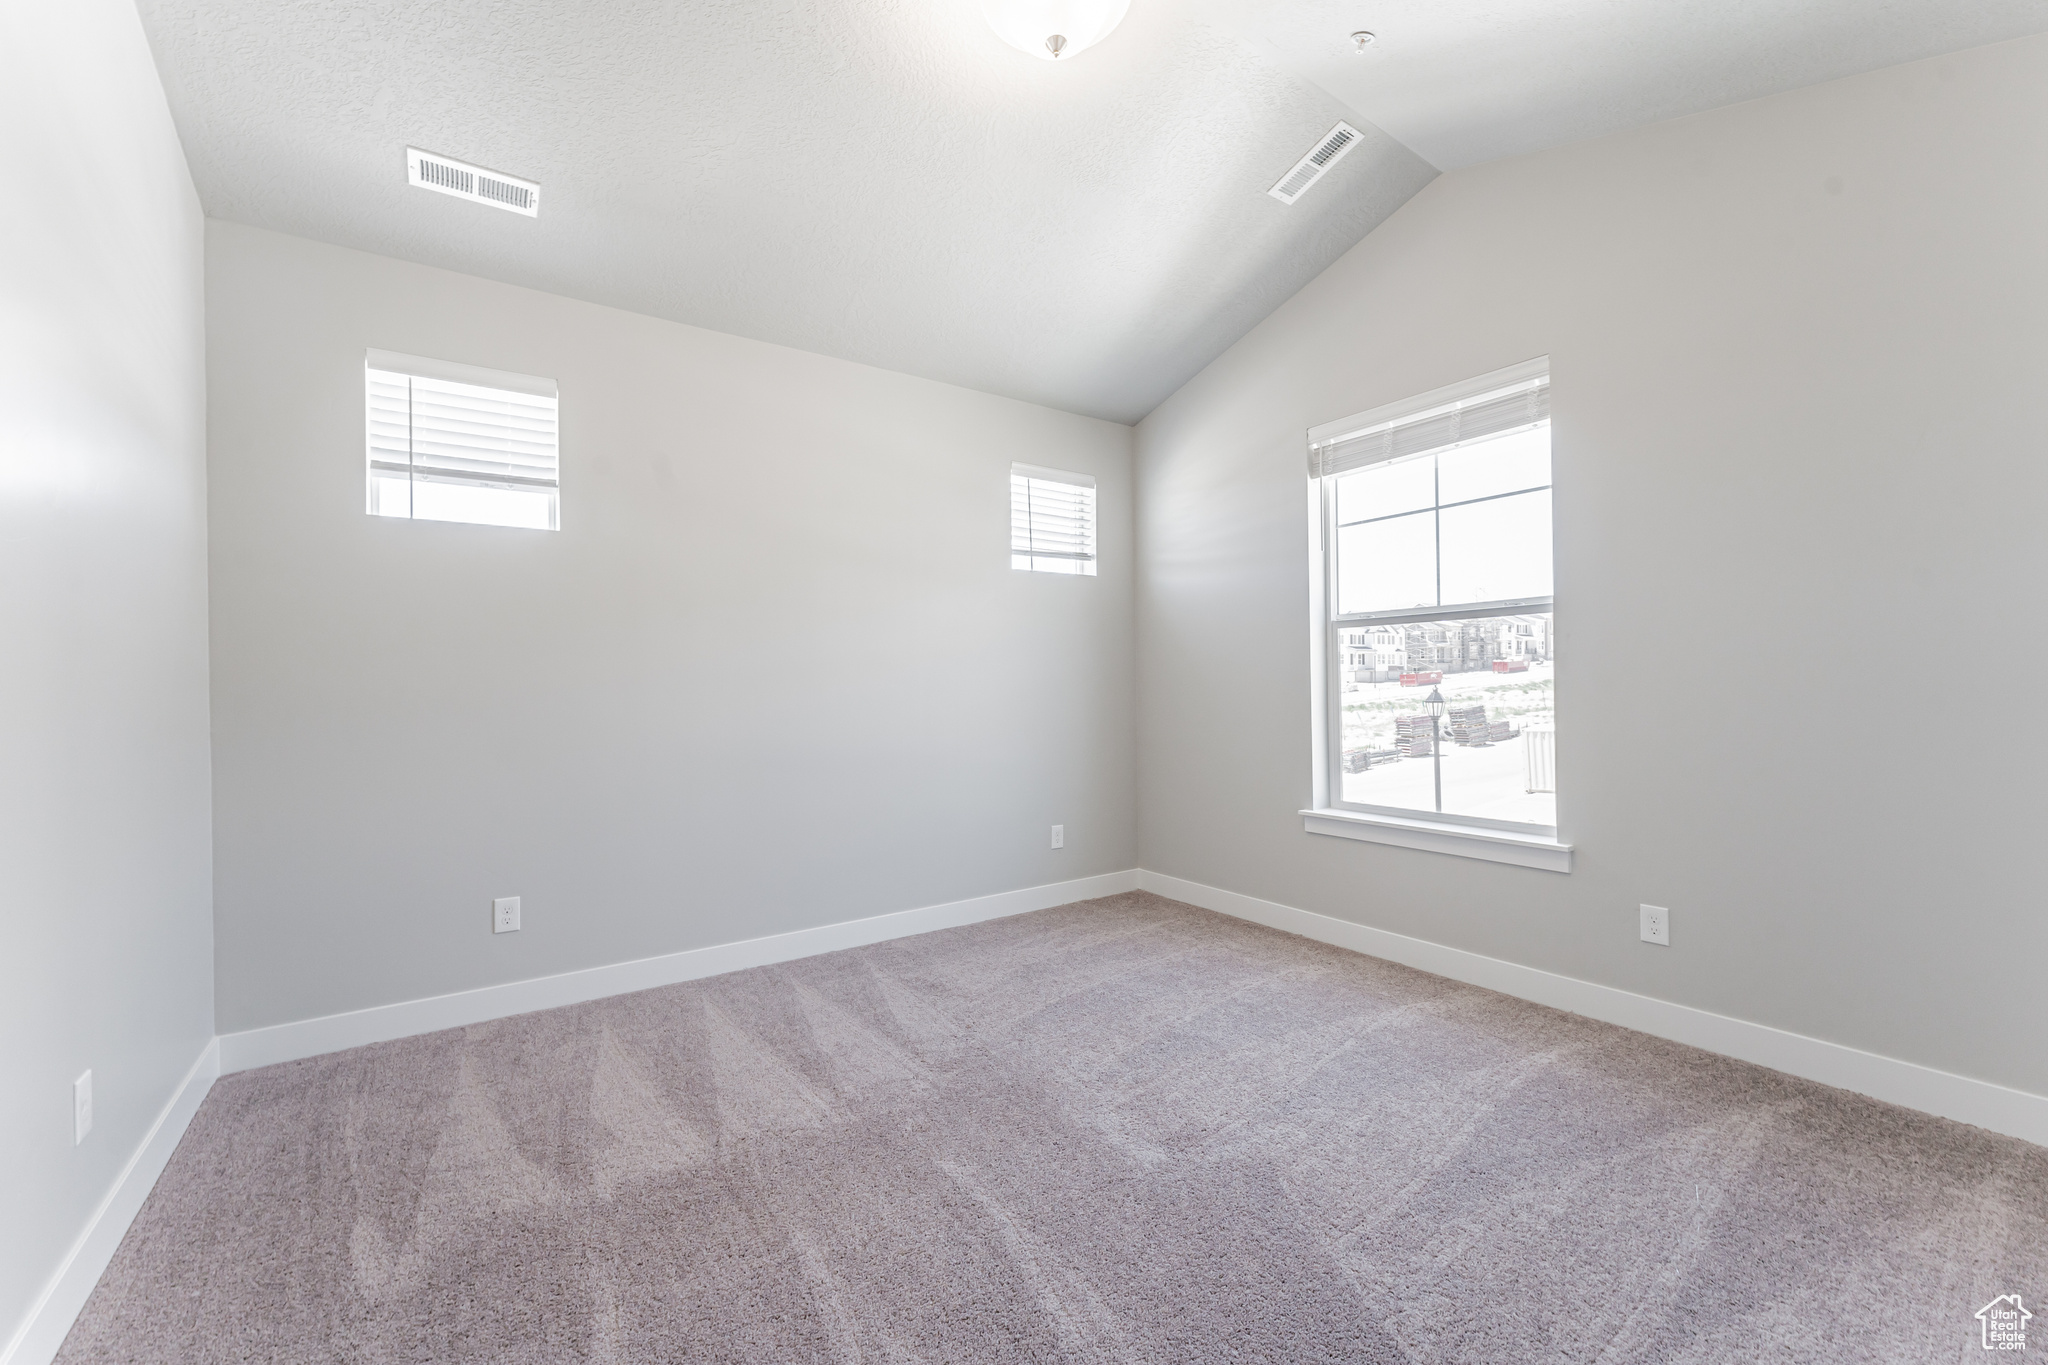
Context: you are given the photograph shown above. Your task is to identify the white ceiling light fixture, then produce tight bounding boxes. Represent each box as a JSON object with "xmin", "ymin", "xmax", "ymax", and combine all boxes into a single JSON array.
[{"xmin": 981, "ymin": 0, "xmax": 1130, "ymax": 60}]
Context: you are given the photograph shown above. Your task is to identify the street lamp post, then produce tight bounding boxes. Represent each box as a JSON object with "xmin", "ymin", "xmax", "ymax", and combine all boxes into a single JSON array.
[{"xmin": 1422, "ymin": 686, "xmax": 1446, "ymax": 814}]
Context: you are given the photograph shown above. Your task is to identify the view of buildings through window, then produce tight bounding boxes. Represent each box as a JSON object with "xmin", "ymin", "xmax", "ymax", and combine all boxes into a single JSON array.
[
  {"xmin": 1335, "ymin": 612, "xmax": 1555, "ymax": 826},
  {"xmin": 1324, "ymin": 385, "xmax": 1555, "ymax": 829}
]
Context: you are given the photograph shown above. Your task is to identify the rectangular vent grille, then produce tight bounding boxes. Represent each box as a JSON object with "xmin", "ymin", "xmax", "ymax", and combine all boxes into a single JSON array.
[
  {"xmin": 407, "ymin": 148, "xmax": 540, "ymax": 217},
  {"xmin": 1268, "ymin": 123, "xmax": 1361, "ymax": 205},
  {"xmin": 477, "ymin": 176, "xmax": 533, "ymax": 210}
]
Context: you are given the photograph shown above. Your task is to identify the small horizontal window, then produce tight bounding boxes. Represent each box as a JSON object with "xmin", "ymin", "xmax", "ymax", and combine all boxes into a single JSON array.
[
  {"xmin": 366, "ymin": 350, "xmax": 559, "ymax": 531},
  {"xmin": 1011, "ymin": 463, "xmax": 1096, "ymax": 575}
]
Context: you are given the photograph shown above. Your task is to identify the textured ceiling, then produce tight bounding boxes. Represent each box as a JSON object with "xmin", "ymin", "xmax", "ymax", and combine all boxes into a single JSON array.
[
  {"xmin": 137, "ymin": 0, "xmax": 2048, "ymax": 422},
  {"xmin": 1201, "ymin": 0, "xmax": 2048, "ymax": 171},
  {"xmin": 137, "ymin": 0, "xmax": 1436, "ymax": 423}
]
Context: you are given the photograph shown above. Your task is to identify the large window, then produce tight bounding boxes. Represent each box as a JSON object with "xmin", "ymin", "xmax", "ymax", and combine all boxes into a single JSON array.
[
  {"xmin": 1313, "ymin": 362, "xmax": 1555, "ymax": 832},
  {"xmin": 1011, "ymin": 464, "xmax": 1096, "ymax": 575},
  {"xmin": 367, "ymin": 350, "xmax": 559, "ymax": 530}
]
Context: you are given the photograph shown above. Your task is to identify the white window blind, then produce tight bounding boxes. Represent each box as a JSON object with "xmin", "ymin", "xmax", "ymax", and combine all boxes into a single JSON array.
[
  {"xmin": 1011, "ymin": 464, "xmax": 1096, "ymax": 575},
  {"xmin": 1310, "ymin": 375, "xmax": 1549, "ymax": 480},
  {"xmin": 366, "ymin": 350, "xmax": 559, "ymax": 530}
]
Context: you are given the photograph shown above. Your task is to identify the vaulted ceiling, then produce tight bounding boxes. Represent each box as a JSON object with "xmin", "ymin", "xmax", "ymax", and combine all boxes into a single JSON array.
[
  {"xmin": 1203, "ymin": 0, "xmax": 2048, "ymax": 171},
  {"xmin": 138, "ymin": 0, "xmax": 2048, "ymax": 422}
]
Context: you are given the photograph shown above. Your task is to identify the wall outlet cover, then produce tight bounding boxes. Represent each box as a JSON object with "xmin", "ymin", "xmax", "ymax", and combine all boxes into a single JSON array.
[
  {"xmin": 1640, "ymin": 903, "xmax": 1670, "ymax": 946},
  {"xmin": 493, "ymin": 896, "xmax": 521, "ymax": 934},
  {"xmin": 1051, "ymin": 824, "xmax": 1064, "ymax": 849}
]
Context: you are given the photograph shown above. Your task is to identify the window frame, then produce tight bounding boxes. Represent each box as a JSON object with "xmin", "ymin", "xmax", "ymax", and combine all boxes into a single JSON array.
[
  {"xmin": 365, "ymin": 349, "xmax": 561, "ymax": 532},
  {"xmin": 1010, "ymin": 463, "xmax": 1098, "ymax": 576},
  {"xmin": 1303, "ymin": 358, "xmax": 1570, "ymax": 870}
]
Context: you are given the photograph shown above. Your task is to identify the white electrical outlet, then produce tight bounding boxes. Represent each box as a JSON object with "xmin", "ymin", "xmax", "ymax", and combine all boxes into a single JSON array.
[
  {"xmin": 74, "ymin": 1070, "xmax": 93, "ymax": 1145},
  {"xmin": 1050, "ymin": 824, "xmax": 1064, "ymax": 849},
  {"xmin": 493, "ymin": 896, "xmax": 521, "ymax": 934},
  {"xmin": 1640, "ymin": 904, "xmax": 1670, "ymax": 946}
]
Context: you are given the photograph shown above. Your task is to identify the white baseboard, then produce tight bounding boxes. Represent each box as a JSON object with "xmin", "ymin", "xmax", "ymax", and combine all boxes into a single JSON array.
[
  {"xmin": 219, "ymin": 869, "xmax": 1141, "ymax": 1074},
  {"xmin": 1137, "ymin": 869, "xmax": 2048, "ymax": 1148},
  {"xmin": 1, "ymin": 1037, "xmax": 220, "ymax": 1365}
]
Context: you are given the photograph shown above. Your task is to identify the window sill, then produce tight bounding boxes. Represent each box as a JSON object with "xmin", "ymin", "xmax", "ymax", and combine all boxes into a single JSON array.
[{"xmin": 1300, "ymin": 808, "xmax": 1572, "ymax": 872}]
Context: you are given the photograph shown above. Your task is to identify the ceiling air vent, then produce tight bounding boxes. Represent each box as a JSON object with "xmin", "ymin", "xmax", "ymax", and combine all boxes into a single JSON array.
[
  {"xmin": 406, "ymin": 148, "xmax": 540, "ymax": 217},
  {"xmin": 1268, "ymin": 123, "xmax": 1361, "ymax": 205}
]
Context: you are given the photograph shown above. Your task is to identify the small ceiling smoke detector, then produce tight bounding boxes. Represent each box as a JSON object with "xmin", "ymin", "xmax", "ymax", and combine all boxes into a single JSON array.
[
  {"xmin": 1268, "ymin": 122, "xmax": 1361, "ymax": 205},
  {"xmin": 1350, "ymin": 30, "xmax": 1376, "ymax": 53},
  {"xmin": 981, "ymin": 0, "xmax": 1130, "ymax": 61},
  {"xmin": 406, "ymin": 148, "xmax": 540, "ymax": 217}
]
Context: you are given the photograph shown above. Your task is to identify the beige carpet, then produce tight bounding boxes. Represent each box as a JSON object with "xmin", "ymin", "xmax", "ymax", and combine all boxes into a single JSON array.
[{"xmin": 55, "ymin": 892, "xmax": 2048, "ymax": 1362}]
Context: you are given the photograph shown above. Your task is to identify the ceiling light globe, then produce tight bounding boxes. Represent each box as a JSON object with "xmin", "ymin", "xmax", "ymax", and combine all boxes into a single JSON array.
[{"xmin": 981, "ymin": 0, "xmax": 1130, "ymax": 61}]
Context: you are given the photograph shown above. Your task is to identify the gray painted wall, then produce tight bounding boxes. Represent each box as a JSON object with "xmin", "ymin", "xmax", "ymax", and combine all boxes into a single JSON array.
[
  {"xmin": 0, "ymin": 0, "xmax": 215, "ymax": 1345},
  {"xmin": 206, "ymin": 222, "xmax": 1135, "ymax": 1034},
  {"xmin": 1134, "ymin": 34, "xmax": 2048, "ymax": 1098}
]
